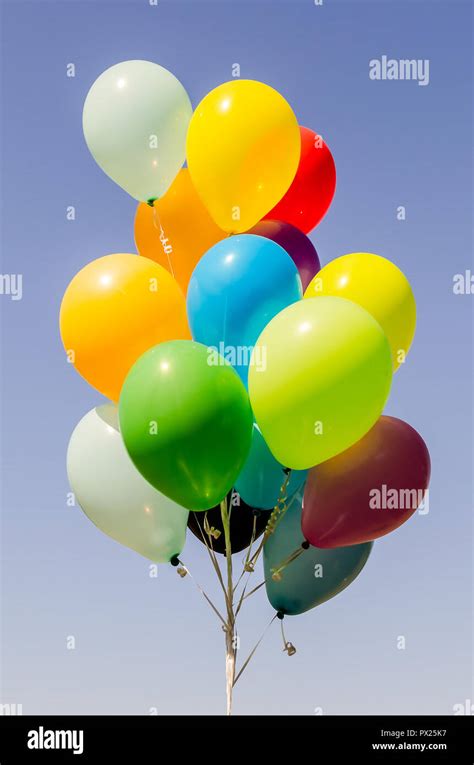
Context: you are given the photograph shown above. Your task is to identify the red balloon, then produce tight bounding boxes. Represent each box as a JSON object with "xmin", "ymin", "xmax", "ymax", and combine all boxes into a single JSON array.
[
  {"xmin": 265, "ymin": 126, "xmax": 336, "ymax": 234},
  {"xmin": 302, "ymin": 416, "xmax": 430, "ymax": 548}
]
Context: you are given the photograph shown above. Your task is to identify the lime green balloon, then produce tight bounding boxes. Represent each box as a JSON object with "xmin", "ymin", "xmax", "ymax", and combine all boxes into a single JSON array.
[
  {"xmin": 67, "ymin": 405, "xmax": 188, "ymax": 562},
  {"xmin": 119, "ymin": 341, "xmax": 254, "ymax": 511},
  {"xmin": 83, "ymin": 60, "xmax": 192, "ymax": 202},
  {"xmin": 248, "ymin": 296, "xmax": 393, "ymax": 470}
]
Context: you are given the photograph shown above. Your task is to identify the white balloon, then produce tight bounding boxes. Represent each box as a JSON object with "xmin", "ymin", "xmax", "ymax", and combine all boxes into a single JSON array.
[
  {"xmin": 67, "ymin": 404, "xmax": 188, "ymax": 562},
  {"xmin": 83, "ymin": 60, "xmax": 192, "ymax": 202}
]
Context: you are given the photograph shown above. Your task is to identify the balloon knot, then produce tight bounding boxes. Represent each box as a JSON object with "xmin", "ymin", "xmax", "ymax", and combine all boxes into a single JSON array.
[
  {"xmin": 170, "ymin": 555, "xmax": 180, "ymax": 567},
  {"xmin": 203, "ymin": 515, "xmax": 221, "ymax": 540}
]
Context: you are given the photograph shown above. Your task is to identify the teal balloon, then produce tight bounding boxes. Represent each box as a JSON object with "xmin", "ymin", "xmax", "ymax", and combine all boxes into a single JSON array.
[
  {"xmin": 264, "ymin": 494, "xmax": 372, "ymax": 615},
  {"xmin": 235, "ymin": 424, "xmax": 307, "ymax": 509}
]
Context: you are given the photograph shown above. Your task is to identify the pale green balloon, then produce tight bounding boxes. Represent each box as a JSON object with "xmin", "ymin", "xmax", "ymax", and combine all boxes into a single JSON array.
[
  {"xmin": 82, "ymin": 60, "xmax": 192, "ymax": 202},
  {"xmin": 67, "ymin": 404, "xmax": 189, "ymax": 562}
]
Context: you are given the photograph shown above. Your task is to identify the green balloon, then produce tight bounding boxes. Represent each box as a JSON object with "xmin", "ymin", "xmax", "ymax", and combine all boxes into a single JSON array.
[
  {"xmin": 119, "ymin": 341, "xmax": 254, "ymax": 511},
  {"xmin": 264, "ymin": 493, "xmax": 372, "ymax": 615},
  {"xmin": 83, "ymin": 60, "xmax": 192, "ymax": 202}
]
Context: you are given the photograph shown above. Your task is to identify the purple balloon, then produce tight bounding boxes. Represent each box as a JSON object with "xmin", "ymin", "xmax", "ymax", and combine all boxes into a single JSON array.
[{"xmin": 247, "ymin": 219, "xmax": 320, "ymax": 291}]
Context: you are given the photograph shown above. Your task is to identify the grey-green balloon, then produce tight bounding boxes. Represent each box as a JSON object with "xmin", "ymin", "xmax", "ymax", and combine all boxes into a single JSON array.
[
  {"xmin": 264, "ymin": 493, "xmax": 372, "ymax": 615},
  {"xmin": 67, "ymin": 405, "xmax": 189, "ymax": 562},
  {"xmin": 82, "ymin": 60, "xmax": 192, "ymax": 202}
]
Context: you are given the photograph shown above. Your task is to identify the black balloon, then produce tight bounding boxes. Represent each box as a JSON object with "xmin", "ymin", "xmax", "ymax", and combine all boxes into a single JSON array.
[{"xmin": 187, "ymin": 490, "xmax": 272, "ymax": 555}]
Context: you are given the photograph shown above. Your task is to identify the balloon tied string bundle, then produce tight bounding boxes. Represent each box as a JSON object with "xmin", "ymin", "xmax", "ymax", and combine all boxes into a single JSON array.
[{"xmin": 63, "ymin": 60, "xmax": 431, "ymax": 714}]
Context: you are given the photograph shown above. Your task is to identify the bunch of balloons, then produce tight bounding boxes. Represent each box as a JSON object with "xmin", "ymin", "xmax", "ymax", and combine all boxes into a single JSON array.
[{"xmin": 61, "ymin": 60, "xmax": 430, "ymax": 637}]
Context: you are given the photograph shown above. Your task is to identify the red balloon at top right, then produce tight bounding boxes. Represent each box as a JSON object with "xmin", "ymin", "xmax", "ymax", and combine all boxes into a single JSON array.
[{"xmin": 265, "ymin": 126, "xmax": 336, "ymax": 234}]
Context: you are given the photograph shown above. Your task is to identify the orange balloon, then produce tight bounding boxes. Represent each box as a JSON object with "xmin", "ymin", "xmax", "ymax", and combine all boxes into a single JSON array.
[
  {"xmin": 134, "ymin": 168, "xmax": 225, "ymax": 294},
  {"xmin": 60, "ymin": 253, "xmax": 190, "ymax": 402}
]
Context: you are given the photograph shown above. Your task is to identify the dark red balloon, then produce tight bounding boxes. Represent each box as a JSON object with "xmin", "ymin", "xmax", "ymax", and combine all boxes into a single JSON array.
[
  {"xmin": 265, "ymin": 126, "xmax": 336, "ymax": 234},
  {"xmin": 247, "ymin": 219, "xmax": 320, "ymax": 291},
  {"xmin": 302, "ymin": 416, "xmax": 430, "ymax": 548}
]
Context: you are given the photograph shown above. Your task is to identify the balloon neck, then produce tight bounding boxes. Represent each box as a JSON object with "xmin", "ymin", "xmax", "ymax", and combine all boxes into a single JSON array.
[
  {"xmin": 170, "ymin": 555, "xmax": 180, "ymax": 567},
  {"xmin": 276, "ymin": 610, "xmax": 285, "ymax": 620},
  {"xmin": 146, "ymin": 197, "xmax": 158, "ymax": 207}
]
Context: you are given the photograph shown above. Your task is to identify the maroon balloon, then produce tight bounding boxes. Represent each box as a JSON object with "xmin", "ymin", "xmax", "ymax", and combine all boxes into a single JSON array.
[
  {"xmin": 302, "ymin": 416, "xmax": 431, "ymax": 548},
  {"xmin": 247, "ymin": 219, "xmax": 320, "ymax": 291}
]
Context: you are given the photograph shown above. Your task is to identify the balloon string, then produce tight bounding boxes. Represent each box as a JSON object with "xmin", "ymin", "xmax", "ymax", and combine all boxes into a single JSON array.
[
  {"xmin": 233, "ymin": 512, "xmax": 264, "ymax": 618},
  {"xmin": 235, "ymin": 579, "xmax": 266, "ymax": 615},
  {"xmin": 280, "ymin": 616, "xmax": 297, "ymax": 656},
  {"xmin": 245, "ymin": 470, "xmax": 293, "ymax": 571},
  {"xmin": 270, "ymin": 545, "xmax": 306, "ymax": 581},
  {"xmin": 174, "ymin": 557, "xmax": 227, "ymax": 626},
  {"xmin": 234, "ymin": 513, "xmax": 258, "ymax": 594},
  {"xmin": 190, "ymin": 512, "xmax": 228, "ymax": 601},
  {"xmin": 233, "ymin": 613, "xmax": 278, "ymax": 686},
  {"xmin": 237, "ymin": 536, "xmax": 309, "ymax": 612},
  {"xmin": 220, "ymin": 495, "xmax": 237, "ymax": 714},
  {"xmin": 152, "ymin": 201, "xmax": 176, "ymax": 280},
  {"xmin": 220, "ymin": 496, "xmax": 234, "ymax": 617}
]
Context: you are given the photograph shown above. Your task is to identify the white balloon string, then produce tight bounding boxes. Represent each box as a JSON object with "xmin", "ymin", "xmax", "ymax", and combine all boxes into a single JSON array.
[
  {"xmin": 280, "ymin": 616, "xmax": 297, "ymax": 656},
  {"xmin": 233, "ymin": 613, "xmax": 278, "ymax": 686},
  {"xmin": 176, "ymin": 557, "xmax": 227, "ymax": 626},
  {"xmin": 152, "ymin": 201, "xmax": 176, "ymax": 280}
]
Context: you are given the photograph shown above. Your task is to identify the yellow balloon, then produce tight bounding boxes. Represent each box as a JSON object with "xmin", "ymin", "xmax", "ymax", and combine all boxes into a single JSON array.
[
  {"xmin": 186, "ymin": 80, "xmax": 301, "ymax": 233},
  {"xmin": 304, "ymin": 252, "xmax": 416, "ymax": 370},
  {"xmin": 60, "ymin": 253, "xmax": 190, "ymax": 402}
]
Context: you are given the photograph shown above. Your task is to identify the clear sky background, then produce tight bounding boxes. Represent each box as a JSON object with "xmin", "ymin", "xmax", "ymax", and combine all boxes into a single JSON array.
[{"xmin": 0, "ymin": 0, "xmax": 472, "ymax": 715}]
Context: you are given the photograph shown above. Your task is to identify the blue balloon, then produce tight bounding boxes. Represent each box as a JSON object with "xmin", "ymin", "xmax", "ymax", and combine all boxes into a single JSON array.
[
  {"xmin": 264, "ymin": 494, "xmax": 372, "ymax": 615},
  {"xmin": 187, "ymin": 234, "xmax": 303, "ymax": 386},
  {"xmin": 235, "ymin": 424, "xmax": 307, "ymax": 509}
]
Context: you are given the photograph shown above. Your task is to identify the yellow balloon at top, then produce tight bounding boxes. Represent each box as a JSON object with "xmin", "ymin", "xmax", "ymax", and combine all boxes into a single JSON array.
[
  {"xmin": 186, "ymin": 80, "xmax": 301, "ymax": 233},
  {"xmin": 304, "ymin": 252, "xmax": 416, "ymax": 371}
]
